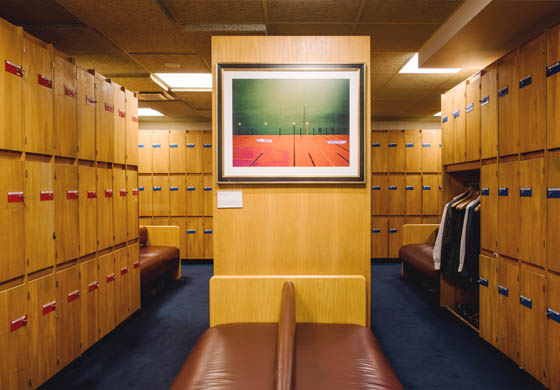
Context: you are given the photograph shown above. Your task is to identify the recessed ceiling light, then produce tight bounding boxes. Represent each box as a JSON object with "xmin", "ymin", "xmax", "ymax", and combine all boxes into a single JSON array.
[
  {"xmin": 164, "ymin": 62, "xmax": 182, "ymax": 69},
  {"xmin": 152, "ymin": 73, "xmax": 212, "ymax": 92},
  {"xmin": 433, "ymin": 112, "xmax": 442, "ymax": 117},
  {"xmin": 399, "ymin": 54, "xmax": 460, "ymax": 74},
  {"xmin": 138, "ymin": 108, "xmax": 164, "ymax": 117}
]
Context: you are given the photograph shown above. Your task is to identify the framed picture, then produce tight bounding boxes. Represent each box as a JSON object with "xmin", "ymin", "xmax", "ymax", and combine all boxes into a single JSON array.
[{"xmin": 217, "ymin": 63, "xmax": 366, "ymax": 183}]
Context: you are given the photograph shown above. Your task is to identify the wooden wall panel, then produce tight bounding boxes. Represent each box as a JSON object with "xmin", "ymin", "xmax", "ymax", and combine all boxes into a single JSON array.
[
  {"xmin": 547, "ymin": 275, "xmax": 560, "ymax": 389},
  {"xmin": 53, "ymin": 54, "xmax": 77, "ymax": 158},
  {"xmin": 481, "ymin": 65, "xmax": 498, "ymax": 159},
  {"xmin": 387, "ymin": 131, "xmax": 405, "ymax": 172},
  {"xmin": 371, "ymin": 174, "xmax": 387, "ymax": 215},
  {"xmin": 388, "ymin": 217, "xmax": 404, "ymax": 258},
  {"xmin": 186, "ymin": 130, "xmax": 203, "ymax": 173},
  {"xmin": 56, "ymin": 265, "xmax": 81, "ymax": 369},
  {"xmin": 452, "ymin": 82, "xmax": 466, "ymax": 163},
  {"xmin": 187, "ymin": 217, "xmax": 204, "ymax": 259},
  {"xmin": 95, "ymin": 75, "xmax": 114, "ymax": 163},
  {"xmin": 77, "ymin": 67, "xmax": 95, "ymax": 161},
  {"xmin": 547, "ymin": 24, "xmax": 560, "ymax": 149},
  {"xmin": 169, "ymin": 175, "xmax": 186, "ymax": 216},
  {"xmin": 547, "ymin": 154, "xmax": 560, "ymax": 273},
  {"xmin": 169, "ymin": 217, "xmax": 187, "ymax": 259},
  {"xmin": 138, "ymin": 175, "xmax": 152, "ymax": 217},
  {"xmin": 202, "ymin": 130, "xmax": 213, "ymax": 174},
  {"xmin": 405, "ymin": 174, "xmax": 421, "ymax": 215},
  {"xmin": 203, "ymin": 175, "xmax": 213, "ymax": 216},
  {"xmin": 497, "ymin": 258, "xmax": 520, "ymax": 364},
  {"xmin": 98, "ymin": 252, "xmax": 116, "ymax": 338},
  {"xmin": 387, "ymin": 174, "xmax": 405, "ymax": 215},
  {"xmin": 78, "ymin": 166, "xmax": 97, "ymax": 256},
  {"xmin": 371, "ymin": 217, "xmax": 388, "ymax": 258},
  {"xmin": 466, "ymin": 77, "xmax": 481, "ymax": 162},
  {"xmin": 113, "ymin": 167, "xmax": 127, "ymax": 244},
  {"xmin": 79, "ymin": 258, "xmax": 99, "ymax": 352},
  {"xmin": 127, "ymin": 243, "xmax": 141, "ymax": 313},
  {"xmin": 421, "ymin": 130, "xmax": 440, "ymax": 172},
  {"xmin": 126, "ymin": 170, "xmax": 139, "ymax": 240},
  {"xmin": 186, "ymin": 174, "xmax": 204, "ymax": 216},
  {"xmin": 203, "ymin": 217, "xmax": 213, "ymax": 259},
  {"xmin": 115, "ymin": 247, "xmax": 129, "ymax": 325},
  {"xmin": 519, "ymin": 158, "xmax": 545, "ymax": 267},
  {"xmin": 404, "ymin": 130, "xmax": 421, "ymax": 172},
  {"xmin": 422, "ymin": 174, "xmax": 439, "ymax": 215},
  {"xmin": 138, "ymin": 131, "xmax": 152, "ymax": 173},
  {"xmin": 481, "ymin": 163, "xmax": 498, "ymax": 252},
  {"xmin": 152, "ymin": 131, "xmax": 169, "ymax": 174},
  {"xmin": 54, "ymin": 164, "xmax": 79, "ymax": 263},
  {"xmin": 169, "ymin": 130, "xmax": 186, "ymax": 173},
  {"xmin": 97, "ymin": 167, "xmax": 113, "ymax": 250},
  {"xmin": 498, "ymin": 50, "xmax": 519, "ymax": 156},
  {"xmin": 371, "ymin": 131, "xmax": 387, "ymax": 172},
  {"xmin": 152, "ymin": 175, "xmax": 169, "ymax": 217},
  {"xmin": 498, "ymin": 161, "xmax": 519, "ymax": 259},
  {"xmin": 479, "ymin": 255, "xmax": 498, "ymax": 347},
  {"xmin": 113, "ymin": 84, "xmax": 126, "ymax": 165}
]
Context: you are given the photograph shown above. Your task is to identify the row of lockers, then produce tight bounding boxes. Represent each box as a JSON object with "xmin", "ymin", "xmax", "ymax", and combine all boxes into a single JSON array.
[
  {"xmin": 479, "ymin": 255, "xmax": 560, "ymax": 387},
  {"xmin": 138, "ymin": 130, "xmax": 212, "ymax": 174},
  {"xmin": 442, "ymin": 24, "xmax": 560, "ymax": 164},
  {"xmin": 0, "ymin": 18, "xmax": 138, "ymax": 164},
  {"xmin": 140, "ymin": 217, "xmax": 213, "ymax": 260},
  {"xmin": 0, "ymin": 158, "xmax": 139, "ymax": 285},
  {"xmin": 372, "ymin": 173, "xmax": 442, "ymax": 216},
  {"xmin": 138, "ymin": 174, "xmax": 212, "ymax": 217},
  {"xmin": 0, "ymin": 244, "xmax": 140, "ymax": 389},
  {"xmin": 371, "ymin": 130, "xmax": 441, "ymax": 173}
]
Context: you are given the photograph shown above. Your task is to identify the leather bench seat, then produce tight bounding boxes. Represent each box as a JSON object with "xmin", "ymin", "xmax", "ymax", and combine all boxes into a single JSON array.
[
  {"xmin": 139, "ymin": 246, "xmax": 180, "ymax": 287},
  {"xmin": 399, "ymin": 243, "xmax": 438, "ymax": 280}
]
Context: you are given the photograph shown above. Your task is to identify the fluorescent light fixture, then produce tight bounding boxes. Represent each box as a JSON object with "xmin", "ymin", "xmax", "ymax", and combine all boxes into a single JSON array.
[
  {"xmin": 152, "ymin": 73, "xmax": 212, "ymax": 92},
  {"xmin": 399, "ymin": 54, "xmax": 460, "ymax": 74},
  {"xmin": 138, "ymin": 108, "xmax": 163, "ymax": 117},
  {"xmin": 433, "ymin": 112, "xmax": 442, "ymax": 117},
  {"xmin": 182, "ymin": 24, "xmax": 266, "ymax": 33}
]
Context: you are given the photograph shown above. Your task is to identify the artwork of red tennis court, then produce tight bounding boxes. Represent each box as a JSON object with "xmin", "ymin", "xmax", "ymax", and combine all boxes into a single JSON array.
[{"xmin": 233, "ymin": 134, "xmax": 350, "ymax": 167}]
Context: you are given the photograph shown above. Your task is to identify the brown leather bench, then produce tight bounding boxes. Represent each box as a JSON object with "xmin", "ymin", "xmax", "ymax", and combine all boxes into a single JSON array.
[
  {"xmin": 399, "ymin": 224, "xmax": 439, "ymax": 286},
  {"xmin": 139, "ymin": 226, "xmax": 181, "ymax": 289}
]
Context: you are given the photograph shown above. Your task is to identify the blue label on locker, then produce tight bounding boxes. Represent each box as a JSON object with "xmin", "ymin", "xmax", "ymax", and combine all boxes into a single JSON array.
[
  {"xmin": 170, "ymin": 186, "xmax": 178, "ymax": 191},
  {"xmin": 152, "ymin": 144, "xmax": 161, "ymax": 148},
  {"xmin": 453, "ymin": 110, "xmax": 460, "ymax": 118},
  {"xmin": 187, "ymin": 229, "xmax": 196, "ymax": 234},
  {"xmin": 422, "ymin": 186, "xmax": 431, "ymax": 190},
  {"xmin": 169, "ymin": 143, "xmax": 178, "ymax": 148},
  {"xmin": 389, "ymin": 229, "xmax": 398, "ymax": 233},
  {"xmin": 204, "ymin": 229, "xmax": 213, "ymax": 234},
  {"xmin": 498, "ymin": 187, "xmax": 508, "ymax": 196},
  {"xmin": 478, "ymin": 278, "xmax": 488, "ymax": 287},
  {"xmin": 372, "ymin": 229, "xmax": 381, "ymax": 233},
  {"xmin": 203, "ymin": 144, "xmax": 212, "ymax": 148},
  {"xmin": 422, "ymin": 143, "xmax": 430, "ymax": 147},
  {"xmin": 519, "ymin": 295, "xmax": 532, "ymax": 309},
  {"xmin": 405, "ymin": 186, "xmax": 414, "ymax": 190},
  {"xmin": 498, "ymin": 285, "xmax": 509, "ymax": 296},
  {"xmin": 138, "ymin": 187, "xmax": 144, "ymax": 191},
  {"xmin": 442, "ymin": 116, "xmax": 448, "ymax": 123},
  {"xmin": 520, "ymin": 187, "xmax": 532, "ymax": 197},
  {"xmin": 389, "ymin": 186, "xmax": 397, "ymax": 190},
  {"xmin": 186, "ymin": 143, "xmax": 195, "ymax": 148},
  {"xmin": 153, "ymin": 186, "xmax": 161, "ymax": 191},
  {"xmin": 498, "ymin": 86, "xmax": 509, "ymax": 98},
  {"xmin": 547, "ymin": 188, "xmax": 560, "ymax": 198},
  {"xmin": 480, "ymin": 96, "xmax": 489, "ymax": 106},
  {"xmin": 547, "ymin": 308, "xmax": 560, "ymax": 323},
  {"xmin": 203, "ymin": 187, "xmax": 212, "ymax": 191},
  {"xmin": 519, "ymin": 75, "xmax": 532, "ymax": 89},
  {"xmin": 481, "ymin": 187, "xmax": 489, "ymax": 196},
  {"xmin": 372, "ymin": 186, "xmax": 381, "ymax": 190},
  {"xmin": 372, "ymin": 143, "xmax": 381, "ymax": 147},
  {"xmin": 466, "ymin": 103, "xmax": 474, "ymax": 113},
  {"xmin": 388, "ymin": 143, "xmax": 397, "ymax": 147},
  {"xmin": 547, "ymin": 62, "xmax": 560, "ymax": 78},
  {"xmin": 138, "ymin": 144, "xmax": 144, "ymax": 148},
  {"xmin": 405, "ymin": 143, "xmax": 414, "ymax": 148},
  {"xmin": 187, "ymin": 186, "xmax": 195, "ymax": 191}
]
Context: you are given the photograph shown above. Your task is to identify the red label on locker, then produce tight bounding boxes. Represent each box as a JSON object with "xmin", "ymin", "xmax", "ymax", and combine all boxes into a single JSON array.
[
  {"xmin": 40, "ymin": 191, "xmax": 54, "ymax": 201},
  {"xmin": 132, "ymin": 115, "xmax": 138, "ymax": 123},
  {"xmin": 118, "ymin": 109, "xmax": 126, "ymax": 118},
  {"xmin": 42, "ymin": 300, "xmax": 56, "ymax": 315},
  {"xmin": 105, "ymin": 103, "xmax": 114, "ymax": 113},
  {"xmin": 7, "ymin": 191, "xmax": 24, "ymax": 202},
  {"xmin": 106, "ymin": 273, "xmax": 116, "ymax": 283},
  {"xmin": 133, "ymin": 261, "xmax": 140, "ymax": 269},
  {"xmin": 88, "ymin": 281, "xmax": 99, "ymax": 292},
  {"xmin": 66, "ymin": 190, "xmax": 79, "ymax": 199},
  {"xmin": 38, "ymin": 74, "xmax": 52, "ymax": 88},
  {"xmin": 120, "ymin": 266, "xmax": 128, "ymax": 275},
  {"xmin": 67, "ymin": 289, "xmax": 80, "ymax": 303},
  {"xmin": 132, "ymin": 189, "xmax": 138, "ymax": 196},
  {"xmin": 10, "ymin": 314, "xmax": 27, "ymax": 332},
  {"xmin": 64, "ymin": 86, "xmax": 77, "ymax": 98},
  {"xmin": 86, "ymin": 95, "xmax": 96, "ymax": 105},
  {"xmin": 87, "ymin": 190, "xmax": 96, "ymax": 199},
  {"xmin": 105, "ymin": 189, "xmax": 113, "ymax": 198},
  {"xmin": 5, "ymin": 60, "xmax": 23, "ymax": 77},
  {"xmin": 119, "ymin": 189, "xmax": 127, "ymax": 196}
]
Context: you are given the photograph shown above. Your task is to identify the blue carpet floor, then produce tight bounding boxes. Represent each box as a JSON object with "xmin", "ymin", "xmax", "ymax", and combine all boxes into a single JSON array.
[{"xmin": 40, "ymin": 262, "xmax": 545, "ymax": 390}]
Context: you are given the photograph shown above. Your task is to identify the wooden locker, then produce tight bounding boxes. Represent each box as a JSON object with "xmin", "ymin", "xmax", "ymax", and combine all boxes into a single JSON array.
[
  {"xmin": 79, "ymin": 258, "xmax": 99, "ymax": 352},
  {"xmin": 0, "ymin": 20, "xmax": 23, "ymax": 152},
  {"xmin": 422, "ymin": 216, "xmax": 440, "ymax": 224},
  {"xmin": 422, "ymin": 174, "xmax": 439, "ymax": 215},
  {"xmin": 95, "ymin": 74, "xmax": 114, "ymax": 163},
  {"xmin": 152, "ymin": 175, "xmax": 170, "ymax": 217},
  {"xmin": 387, "ymin": 131, "xmax": 405, "ymax": 172},
  {"xmin": 78, "ymin": 165, "xmax": 97, "ymax": 256},
  {"xmin": 371, "ymin": 131, "xmax": 388, "ymax": 172},
  {"xmin": 0, "ymin": 159, "xmax": 25, "ymax": 283},
  {"xmin": 126, "ymin": 169, "xmax": 139, "ymax": 240},
  {"xmin": 56, "ymin": 265, "xmax": 81, "ymax": 369},
  {"xmin": 519, "ymin": 158, "xmax": 545, "ymax": 267},
  {"xmin": 0, "ymin": 284, "xmax": 29, "ymax": 390},
  {"xmin": 498, "ymin": 160, "xmax": 519, "ymax": 259},
  {"xmin": 421, "ymin": 130, "xmax": 440, "ymax": 173},
  {"xmin": 113, "ymin": 167, "xmax": 127, "ymax": 244},
  {"xmin": 113, "ymin": 84, "xmax": 126, "ymax": 165},
  {"xmin": 452, "ymin": 82, "xmax": 466, "ymax": 163},
  {"xmin": 27, "ymin": 274, "xmax": 57, "ymax": 388},
  {"xmin": 152, "ymin": 131, "xmax": 169, "ymax": 173},
  {"xmin": 169, "ymin": 175, "xmax": 186, "ymax": 216},
  {"xmin": 371, "ymin": 217, "xmax": 388, "ymax": 258},
  {"xmin": 203, "ymin": 174, "xmax": 213, "ymax": 216},
  {"xmin": 479, "ymin": 254, "xmax": 498, "ymax": 347},
  {"xmin": 371, "ymin": 174, "xmax": 388, "ymax": 215},
  {"xmin": 547, "ymin": 153, "xmax": 560, "ymax": 273},
  {"xmin": 97, "ymin": 167, "xmax": 114, "ymax": 250},
  {"xmin": 519, "ymin": 268, "xmax": 546, "ymax": 383},
  {"xmin": 547, "ymin": 275, "xmax": 560, "ymax": 389},
  {"xmin": 152, "ymin": 217, "xmax": 170, "ymax": 226},
  {"xmin": 25, "ymin": 161, "xmax": 55, "ymax": 273},
  {"xmin": 139, "ymin": 217, "xmax": 152, "ymax": 226},
  {"xmin": 186, "ymin": 174, "xmax": 204, "ymax": 216},
  {"xmin": 125, "ymin": 90, "xmax": 138, "ymax": 166},
  {"xmin": 405, "ymin": 174, "xmax": 421, "ymax": 215},
  {"xmin": 55, "ymin": 164, "xmax": 79, "ymax": 263},
  {"xmin": 169, "ymin": 130, "xmax": 186, "ymax": 173},
  {"xmin": 138, "ymin": 131, "xmax": 152, "ymax": 173},
  {"xmin": 186, "ymin": 217, "xmax": 204, "ymax": 259},
  {"xmin": 138, "ymin": 175, "xmax": 152, "ymax": 217},
  {"xmin": 388, "ymin": 217, "xmax": 404, "ymax": 258},
  {"xmin": 465, "ymin": 77, "xmax": 481, "ymax": 162},
  {"xmin": 23, "ymin": 35, "xmax": 53, "ymax": 155},
  {"xmin": 202, "ymin": 130, "xmax": 213, "ymax": 174},
  {"xmin": 53, "ymin": 54, "xmax": 77, "ymax": 158},
  {"xmin": 481, "ymin": 163, "xmax": 498, "ymax": 252},
  {"xmin": 518, "ymin": 34, "xmax": 546, "ymax": 153},
  {"xmin": 496, "ymin": 258, "xmax": 520, "ymax": 363},
  {"xmin": 387, "ymin": 174, "xmax": 405, "ymax": 216},
  {"xmin": 441, "ymin": 93, "xmax": 453, "ymax": 165},
  {"xmin": 404, "ymin": 130, "xmax": 421, "ymax": 172},
  {"xmin": 438, "ymin": 174, "xmax": 443, "ymax": 212},
  {"xmin": 481, "ymin": 65, "xmax": 499, "ymax": 159},
  {"xmin": 405, "ymin": 217, "xmax": 421, "ymax": 224},
  {"xmin": 203, "ymin": 217, "xmax": 213, "ymax": 259},
  {"xmin": 77, "ymin": 67, "xmax": 95, "ymax": 161},
  {"xmin": 169, "ymin": 217, "xmax": 187, "ymax": 260},
  {"xmin": 98, "ymin": 252, "xmax": 116, "ymax": 338},
  {"xmin": 186, "ymin": 131, "xmax": 203, "ymax": 173},
  {"xmin": 498, "ymin": 50, "xmax": 519, "ymax": 156},
  {"xmin": 115, "ymin": 247, "xmax": 129, "ymax": 325},
  {"xmin": 127, "ymin": 243, "xmax": 141, "ymax": 313},
  {"xmin": 547, "ymin": 24, "xmax": 560, "ymax": 149}
]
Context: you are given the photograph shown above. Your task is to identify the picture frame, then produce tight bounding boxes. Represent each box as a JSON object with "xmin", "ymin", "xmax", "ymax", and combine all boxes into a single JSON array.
[{"xmin": 217, "ymin": 63, "xmax": 366, "ymax": 183}]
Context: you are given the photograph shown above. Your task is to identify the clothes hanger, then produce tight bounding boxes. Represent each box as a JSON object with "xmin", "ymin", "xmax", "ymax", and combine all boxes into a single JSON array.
[
  {"xmin": 454, "ymin": 185, "xmax": 476, "ymax": 209},
  {"xmin": 474, "ymin": 204, "xmax": 481, "ymax": 212}
]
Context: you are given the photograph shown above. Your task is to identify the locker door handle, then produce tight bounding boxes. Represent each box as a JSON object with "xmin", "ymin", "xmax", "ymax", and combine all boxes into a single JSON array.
[
  {"xmin": 87, "ymin": 190, "xmax": 97, "ymax": 198},
  {"xmin": 10, "ymin": 314, "xmax": 27, "ymax": 332},
  {"xmin": 422, "ymin": 186, "xmax": 431, "ymax": 190},
  {"xmin": 481, "ymin": 188, "xmax": 489, "ymax": 196},
  {"xmin": 498, "ymin": 86, "xmax": 509, "ymax": 98},
  {"xmin": 480, "ymin": 96, "xmax": 489, "ymax": 106},
  {"xmin": 547, "ymin": 62, "xmax": 560, "ymax": 77},
  {"xmin": 519, "ymin": 188, "xmax": 532, "ymax": 197},
  {"xmin": 519, "ymin": 75, "xmax": 532, "ymax": 89},
  {"xmin": 105, "ymin": 189, "xmax": 113, "ymax": 197},
  {"xmin": 40, "ymin": 190, "xmax": 54, "ymax": 201},
  {"xmin": 405, "ymin": 143, "xmax": 414, "ymax": 148},
  {"xmin": 519, "ymin": 295, "xmax": 532, "ymax": 309},
  {"xmin": 478, "ymin": 277, "xmax": 488, "ymax": 287},
  {"xmin": 187, "ymin": 229, "xmax": 196, "ymax": 234},
  {"xmin": 187, "ymin": 187, "xmax": 195, "ymax": 191},
  {"xmin": 67, "ymin": 190, "xmax": 79, "ymax": 199},
  {"xmin": 105, "ymin": 103, "xmax": 114, "ymax": 113},
  {"xmin": 138, "ymin": 144, "xmax": 144, "ymax": 148},
  {"xmin": 204, "ymin": 229, "xmax": 213, "ymax": 234},
  {"xmin": 422, "ymin": 143, "xmax": 430, "ymax": 147},
  {"xmin": 133, "ymin": 261, "xmax": 140, "ymax": 269},
  {"xmin": 169, "ymin": 186, "xmax": 179, "ymax": 191},
  {"xmin": 405, "ymin": 186, "xmax": 414, "ymax": 190},
  {"xmin": 138, "ymin": 187, "xmax": 144, "ymax": 191},
  {"xmin": 372, "ymin": 186, "xmax": 381, "ymax": 190},
  {"xmin": 152, "ymin": 187, "xmax": 161, "ymax": 191},
  {"xmin": 64, "ymin": 86, "xmax": 77, "ymax": 98},
  {"xmin": 547, "ymin": 308, "xmax": 560, "ymax": 323},
  {"xmin": 7, "ymin": 191, "xmax": 24, "ymax": 202},
  {"xmin": 547, "ymin": 188, "xmax": 560, "ymax": 198},
  {"xmin": 42, "ymin": 300, "xmax": 56, "ymax": 315},
  {"xmin": 442, "ymin": 116, "xmax": 448, "ymax": 123},
  {"xmin": 88, "ymin": 281, "xmax": 99, "ymax": 292},
  {"xmin": 466, "ymin": 103, "xmax": 474, "ymax": 113},
  {"xmin": 388, "ymin": 143, "xmax": 397, "ymax": 147},
  {"xmin": 389, "ymin": 186, "xmax": 397, "ymax": 190},
  {"xmin": 106, "ymin": 273, "xmax": 116, "ymax": 283},
  {"xmin": 5, "ymin": 60, "xmax": 23, "ymax": 77},
  {"xmin": 67, "ymin": 290, "xmax": 80, "ymax": 303},
  {"xmin": 120, "ymin": 190, "xmax": 127, "ymax": 196},
  {"xmin": 118, "ymin": 110, "xmax": 126, "ymax": 118},
  {"xmin": 498, "ymin": 187, "xmax": 508, "ymax": 196},
  {"xmin": 186, "ymin": 143, "xmax": 195, "ymax": 148},
  {"xmin": 498, "ymin": 285, "xmax": 508, "ymax": 296},
  {"xmin": 389, "ymin": 229, "xmax": 398, "ymax": 233},
  {"xmin": 453, "ymin": 110, "xmax": 460, "ymax": 118},
  {"xmin": 169, "ymin": 144, "xmax": 178, "ymax": 148},
  {"xmin": 121, "ymin": 267, "xmax": 129, "ymax": 275},
  {"xmin": 371, "ymin": 143, "xmax": 381, "ymax": 147},
  {"xmin": 204, "ymin": 187, "xmax": 212, "ymax": 191},
  {"xmin": 371, "ymin": 229, "xmax": 381, "ymax": 233},
  {"xmin": 203, "ymin": 144, "xmax": 212, "ymax": 148},
  {"xmin": 86, "ymin": 96, "xmax": 96, "ymax": 105},
  {"xmin": 152, "ymin": 144, "xmax": 161, "ymax": 148},
  {"xmin": 132, "ymin": 189, "xmax": 139, "ymax": 195}
]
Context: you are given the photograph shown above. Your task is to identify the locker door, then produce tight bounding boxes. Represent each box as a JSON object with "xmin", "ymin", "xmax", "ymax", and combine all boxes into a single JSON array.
[
  {"xmin": 519, "ymin": 268, "xmax": 546, "ymax": 383},
  {"xmin": 498, "ymin": 50, "xmax": 519, "ymax": 156},
  {"xmin": 421, "ymin": 130, "xmax": 440, "ymax": 173},
  {"xmin": 169, "ymin": 130, "xmax": 186, "ymax": 173},
  {"xmin": 138, "ymin": 131, "xmax": 152, "ymax": 173},
  {"xmin": 97, "ymin": 167, "xmax": 114, "ymax": 250},
  {"xmin": 388, "ymin": 217, "xmax": 404, "ymax": 258},
  {"xmin": 152, "ymin": 217, "xmax": 169, "ymax": 226},
  {"xmin": 452, "ymin": 82, "xmax": 466, "ymax": 163},
  {"xmin": 186, "ymin": 217, "xmax": 204, "ymax": 259},
  {"xmin": 387, "ymin": 131, "xmax": 405, "ymax": 172},
  {"xmin": 138, "ymin": 175, "xmax": 152, "ymax": 217},
  {"xmin": 113, "ymin": 167, "xmax": 127, "ymax": 244},
  {"xmin": 55, "ymin": 164, "xmax": 79, "ymax": 263},
  {"xmin": 126, "ymin": 170, "xmax": 139, "ymax": 240},
  {"xmin": 202, "ymin": 130, "xmax": 213, "ymax": 174},
  {"xmin": 56, "ymin": 265, "xmax": 81, "ymax": 369},
  {"xmin": 113, "ymin": 84, "xmax": 126, "ymax": 165},
  {"xmin": 387, "ymin": 174, "xmax": 405, "ymax": 215},
  {"xmin": 466, "ymin": 77, "xmax": 481, "ymax": 162},
  {"xmin": 0, "ymin": 159, "xmax": 25, "ymax": 283},
  {"xmin": 203, "ymin": 217, "xmax": 213, "ymax": 259},
  {"xmin": 98, "ymin": 252, "xmax": 116, "ymax": 338},
  {"xmin": 23, "ymin": 36, "xmax": 53, "ymax": 155},
  {"xmin": 25, "ymin": 161, "xmax": 55, "ymax": 273},
  {"xmin": 405, "ymin": 174, "xmax": 421, "ymax": 215},
  {"xmin": 441, "ymin": 93, "xmax": 453, "ymax": 165},
  {"xmin": 498, "ymin": 161, "xmax": 519, "ymax": 259},
  {"xmin": 547, "ymin": 154, "xmax": 560, "ymax": 273},
  {"xmin": 547, "ymin": 276, "xmax": 560, "ymax": 389},
  {"xmin": 519, "ymin": 158, "xmax": 545, "ymax": 267},
  {"xmin": 496, "ymin": 258, "xmax": 520, "ymax": 364},
  {"xmin": 0, "ymin": 284, "xmax": 29, "ymax": 390},
  {"xmin": 127, "ymin": 243, "xmax": 141, "ymax": 313},
  {"xmin": 28, "ymin": 273, "xmax": 57, "ymax": 388},
  {"xmin": 405, "ymin": 217, "xmax": 421, "ymax": 225},
  {"xmin": 481, "ymin": 65, "xmax": 498, "ymax": 159},
  {"xmin": 518, "ymin": 34, "xmax": 546, "ymax": 153},
  {"xmin": 203, "ymin": 175, "xmax": 213, "ymax": 216},
  {"xmin": 0, "ymin": 21, "xmax": 23, "ymax": 151},
  {"xmin": 169, "ymin": 217, "xmax": 186, "ymax": 260},
  {"xmin": 479, "ymin": 255, "xmax": 498, "ymax": 347},
  {"xmin": 422, "ymin": 174, "xmax": 439, "ymax": 215},
  {"xmin": 371, "ymin": 131, "xmax": 388, "ymax": 172},
  {"xmin": 481, "ymin": 163, "xmax": 498, "ymax": 252},
  {"xmin": 53, "ymin": 54, "xmax": 77, "ymax": 158},
  {"xmin": 152, "ymin": 131, "xmax": 169, "ymax": 173},
  {"xmin": 422, "ymin": 216, "xmax": 440, "ymax": 224},
  {"xmin": 371, "ymin": 217, "xmax": 388, "ymax": 258},
  {"xmin": 115, "ymin": 247, "xmax": 129, "ymax": 325},
  {"xmin": 169, "ymin": 175, "xmax": 186, "ymax": 216},
  {"xmin": 77, "ymin": 67, "xmax": 95, "ymax": 161},
  {"xmin": 186, "ymin": 131, "xmax": 203, "ymax": 173},
  {"xmin": 78, "ymin": 166, "xmax": 97, "ymax": 256},
  {"xmin": 125, "ymin": 90, "xmax": 138, "ymax": 166},
  {"xmin": 404, "ymin": 130, "xmax": 421, "ymax": 172},
  {"xmin": 152, "ymin": 175, "xmax": 170, "ymax": 217},
  {"xmin": 371, "ymin": 174, "xmax": 388, "ymax": 215},
  {"xmin": 95, "ymin": 75, "xmax": 114, "ymax": 163},
  {"xmin": 547, "ymin": 24, "xmax": 560, "ymax": 149},
  {"xmin": 79, "ymin": 258, "xmax": 98, "ymax": 352},
  {"xmin": 186, "ymin": 174, "xmax": 204, "ymax": 216}
]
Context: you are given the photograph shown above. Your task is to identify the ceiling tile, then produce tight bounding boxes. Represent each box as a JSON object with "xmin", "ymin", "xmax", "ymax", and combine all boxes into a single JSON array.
[
  {"xmin": 167, "ymin": 0, "xmax": 264, "ymax": 24},
  {"xmin": 110, "ymin": 77, "xmax": 165, "ymax": 93},
  {"xmin": 0, "ymin": 0, "xmax": 81, "ymax": 25},
  {"xmin": 267, "ymin": 23, "xmax": 353, "ymax": 35},
  {"xmin": 360, "ymin": 0, "xmax": 464, "ymax": 24},
  {"xmin": 131, "ymin": 53, "xmax": 209, "ymax": 73},
  {"xmin": 371, "ymin": 52, "xmax": 415, "ymax": 74},
  {"xmin": 383, "ymin": 73, "xmax": 453, "ymax": 89},
  {"xmin": 371, "ymin": 101, "xmax": 406, "ymax": 118},
  {"xmin": 375, "ymin": 88, "xmax": 432, "ymax": 102},
  {"xmin": 356, "ymin": 23, "xmax": 440, "ymax": 52},
  {"xmin": 372, "ymin": 73, "xmax": 393, "ymax": 95},
  {"xmin": 174, "ymin": 91, "xmax": 212, "ymax": 110},
  {"xmin": 267, "ymin": 0, "xmax": 363, "ymax": 23},
  {"xmin": 140, "ymin": 100, "xmax": 200, "ymax": 120}
]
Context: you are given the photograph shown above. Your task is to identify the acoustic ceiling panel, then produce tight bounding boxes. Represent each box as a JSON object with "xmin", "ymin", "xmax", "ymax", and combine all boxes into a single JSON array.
[
  {"xmin": 110, "ymin": 77, "xmax": 165, "ymax": 93},
  {"xmin": 383, "ymin": 73, "xmax": 454, "ymax": 90},
  {"xmin": 375, "ymin": 88, "xmax": 433, "ymax": 102},
  {"xmin": 372, "ymin": 73, "xmax": 395, "ymax": 96},
  {"xmin": 267, "ymin": 0, "xmax": 363, "ymax": 23},
  {"xmin": 267, "ymin": 23, "xmax": 353, "ymax": 36},
  {"xmin": 356, "ymin": 23, "xmax": 440, "ymax": 52},
  {"xmin": 371, "ymin": 52, "xmax": 415, "ymax": 74},
  {"xmin": 0, "ymin": 0, "xmax": 81, "ymax": 25},
  {"xmin": 139, "ymin": 100, "xmax": 199, "ymax": 120},
  {"xmin": 131, "ymin": 53, "xmax": 209, "ymax": 73},
  {"xmin": 167, "ymin": 0, "xmax": 264, "ymax": 24},
  {"xmin": 173, "ymin": 92, "xmax": 212, "ymax": 110},
  {"xmin": 360, "ymin": 0, "xmax": 464, "ymax": 24},
  {"xmin": 371, "ymin": 100, "xmax": 408, "ymax": 118}
]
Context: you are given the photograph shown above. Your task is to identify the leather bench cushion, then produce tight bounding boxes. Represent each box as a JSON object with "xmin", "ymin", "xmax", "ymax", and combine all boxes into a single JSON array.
[
  {"xmin": 139, "ymin": 246, "xmax": 180, "ymax": 286},
  {"xmin": 171, "ymin": 323, "xmax": 277, "ymax": 390},
  {"xmin": 295, "ymin": 323, "xmax": 403, "ymax": 390},
  {"xmin": 139, "ymin": 226, "xmax": 148, "ymax": 247},
  {"xmin": 399, "ymin": 244, "xmax": 438, "ymax": 279}
]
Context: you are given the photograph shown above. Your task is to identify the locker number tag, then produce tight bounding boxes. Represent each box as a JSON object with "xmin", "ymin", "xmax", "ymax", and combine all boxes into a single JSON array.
[
  {"xmin": 67, "ymin": 290, "xmax": 80, "ymax": 303},
  {"xmin": 86, "ymin": 96, "xmax": 96, "ymax": 105},
  {"xmin": 7, "ymin": 191, "xmax": 24, "ymax": 202},
  {"xmin": 132, "ymin": 115, "xmax": 138, "ymax": 123},
  {"xmin": 88, "ymin": 281, "xmax": 99, "ymax": 292},
  {"xmin": 106, "ymin": 273, "xmax": 116, "ymax": 283},
  {"xmin": 42, "ymin": 301, "xmax": 56, "ymax": 315},
  {"xmin": 118, "ymin": 109, "xmax": 126, "ymax": 118},
  {"xmin": 87, "ymin": 190, "xmax": 97, "ymax": 199},
  {"xmin": 40, "ymin": 191, "xmax": 54, "ymax": 201},
  {"xmin": 10, "ymin": 314, "xmax": 27, "ymax": 332},
  {"xmin": 121, "ymin": 266, "xmax": 128, "ymax": 275},
  {"xmin": 67, "ymin": 190, "xmax": 79, "ymax": 199},
  {"xmin": 38, "ymin": 74, "xmax": 52, "ymax": 88},
  {"xmin": 133, "ymin": 261, "xmax": 140, "ymax": 269},
  {"xmin": 105, "ymin": 103, "xmax": 114, "ymax": 113},
  {"xmin": 105, "ymin": 189, "xmax": 113, "ymax": 197},
  {"xmin": 119, "ymin": 189, "xmax": 127, "ymax": 196},
  {"xmin": 64, "ymin": 86, "xmax": 77, "ymax": 98},
  {"xmin": 5, "ymin": 60, "xmax": 23, "ymax": 77}
]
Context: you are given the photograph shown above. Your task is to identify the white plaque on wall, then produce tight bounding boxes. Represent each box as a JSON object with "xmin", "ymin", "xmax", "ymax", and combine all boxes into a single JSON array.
[{"xmin": 217, "ymin": 190, "xmax": 243, "ymax": 208}]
